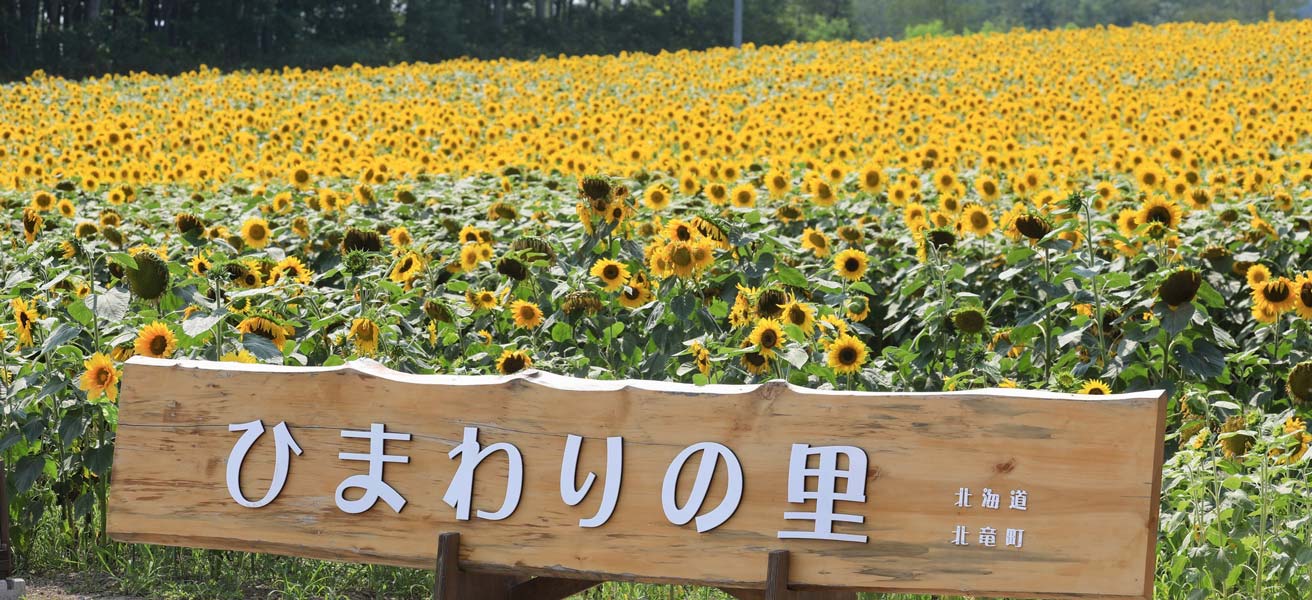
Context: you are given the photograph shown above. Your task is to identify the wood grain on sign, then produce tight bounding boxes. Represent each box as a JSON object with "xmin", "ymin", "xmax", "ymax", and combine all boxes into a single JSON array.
[{"xmin": 108, "ymin": 357, "xmax": 1166, "ymax": 599}]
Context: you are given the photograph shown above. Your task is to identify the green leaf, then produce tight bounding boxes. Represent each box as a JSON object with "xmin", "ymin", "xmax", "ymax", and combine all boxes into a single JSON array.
[
  {"xmin": 851, "ymin": 281, "xmax": 876, "ymax": 296},
  {"xmin": 41, "ymin": 323, "xmax": 82, "ymax": 354},
  {"xmin": 782, "ymin": 347, "xmax": 809, "ymax": 369},
  {"xmin": 108, "ymin": 252, "xmax": 137, "ymax": 270},
  {"xmin": 67, "ymin": 298, "xmax": 94, "ymax": 326},
  {"xmin": 87, "ymin": 287, "xmax": 130, "ymax": 322},
  {"xmin": 551, "ymin": 321, "xmax": 573, "ymax": 344},
  {"xmin": 242, "ymin": 334, "xmax": 284, "ymax": 361},
  {"xmin": 774, "ymin": 262, "xmax": 809, "ymax": 288},
  {"xmin": 183, "ymin": 310, "xmax": 227, "ymax": 337},
  {"xmin": 14, "ymin": 454, "xmax": 47, "ymax": 493}
]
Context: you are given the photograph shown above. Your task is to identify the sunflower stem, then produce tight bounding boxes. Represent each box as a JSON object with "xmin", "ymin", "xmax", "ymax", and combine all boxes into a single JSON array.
[{"xmin": 1081, "ymin": 198, "xmax": 1108, "ymax": 371}]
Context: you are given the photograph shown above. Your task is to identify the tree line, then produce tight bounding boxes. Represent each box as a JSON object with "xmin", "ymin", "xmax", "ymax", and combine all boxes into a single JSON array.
[{"xmin": 0, "ymin": 0, "xmax": 1306, "ymax": 81}]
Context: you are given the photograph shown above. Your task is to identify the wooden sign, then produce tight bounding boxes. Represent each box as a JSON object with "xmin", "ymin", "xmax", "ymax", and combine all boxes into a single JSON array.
[{"xmin": 108, "ymin": 357, "xmax": 1166, "ymax": 599}]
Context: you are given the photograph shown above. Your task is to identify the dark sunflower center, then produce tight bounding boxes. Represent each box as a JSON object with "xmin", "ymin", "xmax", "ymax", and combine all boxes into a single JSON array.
[
  {"xmin": 745, "ymin": 352, "xmax": 765, "ymax": 367},
  {"xmin": 865, "ymin": 173, "xmax": 879, "ymax": 187},
  {"xmin": 788, "ymin": 306, "xmax": 805, "ymax": 325},
  {"xmin": 1142, "ymin": 173, "xmax": 1157, "ymax": 185},
  {"xmin": 983, "ymin": 181, "xmax": 996, "ymax": 195},
  {"xmin": 773, "ymin": 176, "xmax": 786, "ymax": 188},
  {"xmin": 95, "ymin": 367, "xmax": 111, "ymax": 385},
  {"xmin": 401, "ymin": 258, "xmax": 413, "ymax": 270},
  {"xmin": 1301, "ymin": 282, "xmax": 1312, "ymax": 307},
  {"xmin": 760, "ymin": 330, "xmax": 778, "ymax": 348},
  {"xmin": 502, "ymin": 356, "xmax": 525, "ymax": 373},
  {"xmin": 672, "ymin": 247, "xmax": 693, "ymax": 266},
  {"xmin": 150, "ymin": 335, "xmax": 168, "ymax": 355},
  {"xmin": 1087, "ymin": 386, "xmax": 1106, "ymax": 395},
  {"xmin": 295, "ymin": 170, "xmax": 309, "ymax": 183},
  {"xmin": 838, "ymin": 347, "xmax": 858, "ymax": 365},
  {"xmin": 844, "ymin": 258, "xmax": 860, "ymax": 272},
  {"xmin": 602, "ymin": 265, "xmax": 620, "ymax": 279},
  {"xmin": 1146, "ymin": 206, "xmax": 1171, "ymax": 224},
  {"xmin": 1264, "ymin": 282, "xmax": 1290, "ymax": 303},
  {"xmin": 971, "ymin": 212, "xmax": 989, "ymax": 228},
  {"xmin": 809, "ymin": 233, "xmax": 826, "ymax": 247},
  {"xmin": 18, "ymin": 312, "xmax": 30, "ymax": 327},
  {"xmin": 676, "ymin": 227, "xmax": 691, "ymax": 241}
]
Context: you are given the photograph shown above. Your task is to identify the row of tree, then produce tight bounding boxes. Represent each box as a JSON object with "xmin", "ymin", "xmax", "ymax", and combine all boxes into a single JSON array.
[{"xmin": 0, "ymin": 0, "xmax": 1306, "ymax": 81}]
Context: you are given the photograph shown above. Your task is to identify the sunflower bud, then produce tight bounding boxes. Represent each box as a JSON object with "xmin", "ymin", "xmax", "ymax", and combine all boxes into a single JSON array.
[
  {"xmin": 511, "ymin": 236, "xmax": 557, "ymax": 265},
  {"xmin": 126, "ymin": 250, "xmax": 171, "ymax": 300},
  {"xmin": 343, "ymin": 250, "xmax": 372, "ymax": 276}
]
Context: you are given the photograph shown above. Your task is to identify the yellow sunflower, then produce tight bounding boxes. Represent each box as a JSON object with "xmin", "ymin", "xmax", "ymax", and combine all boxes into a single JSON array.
[
  {"xmin": 1253, "ymin": 277, "xmax": 1297, "ymax": 315},
  {"xmin": 826, "ymin": 334, "xmax": 868, "ymax": 375},
  {"xmin": 220, "ymin": 349, "xmax": 259, "ymax": 364},
  {"xmin": 133, "ymin": 321, "xmax": 177, "ymax": 359},
  {"xmin": 510, "ymin": 300, "xmax": 544, "ymax": 329},
  {"xmin": 389, "ymin": 252, "xmax": 424, "ymax": 285},
  {"xmin": 730, "ymin": 184, "xmax": 757, "ymax": 208},
  {"xmin": 590, "ymin": 259, "xmax": 630, "ymax": 291},
  {"xmin": 80, "ymin": 353, "xmax": 120, "ymax": 402},
  {"xmin": 800, "ymin": 227, "xmax": 831, "ymax": 257},
  {"xmin": 643, "ymin": 183, "xmax": 672, "ymax": 210},
  {"xmin": 1078, "ymin": 380, "xmax": 1112, "ymax": 395},
  {"xmin": 740, "ymin": 341, "xmax": 771, "ymax": 376},
  {"xmin": 1293, "ymin": 273, "xmax": 1312, "ymax": 319},
  {"xmin": 241, "ymin": 217, "xmax": 272, "ymax": 249},
  {"xmin": 1246, "ymin": 264, "xmax": 1271, "ymax": 290},
  {"xmin": 11, "ymin": 298, "xmax": 40, "ymax": 348},
  {"xmin": 689, "ymin": 341, "xmax": 711, "ymax": 377},
  {"xmin": 833, "ymin": 248, "xmax": 869, "ymax": 282},
  {"xmin": 1137, "ymin": 196, "xmax": 1183, "ymax": 230},
  {"xmin": 496, "ymin": 349, "xmax": 533, "ymax": 374},
  {"xmin": 465, "ymin": 288, "xmax": 500, "ymax": 311},
  {"xmin": 237, "ymin": 316, "xmax": 290, "ymax": 350},
  {"xmin": 748, "ymin": 318, "xmax": 786, "ymax": 358},
  {"xmin": 781, "ymin": 301, "xmax": 816, "ymax": 336},
  {"xmin": 350, "ymin": 318, "xmax": 381, "ymax": 356},
  {"xmin": 960, "ymin": 205, "xmax": 995, "ymax": 237},
  {"xmin": 271, "ymin": 256, "xmax": 314, "ymax": 286}
]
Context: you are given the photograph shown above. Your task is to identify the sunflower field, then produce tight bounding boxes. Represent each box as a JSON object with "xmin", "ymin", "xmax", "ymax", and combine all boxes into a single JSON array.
[{"xmin": 2, "ymin": 17, "xmax": 1312, "ymax": 599}]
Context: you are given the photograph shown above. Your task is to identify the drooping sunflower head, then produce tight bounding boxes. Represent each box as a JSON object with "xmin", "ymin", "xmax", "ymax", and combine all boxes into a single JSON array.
[
  {"xmin": 952, "ymin": 306, "xmax": 988, "ymax": 335},
  {"xmin": 1014, "ymin": 213, "xmax": 1051, "ymax": 241},
  {"xmin": 175, "ymin": 213, "xmax": 205, "ymax": 236},
  {"xmin": 343, "ymin": 227, "xmax": 383, "ymax": 253},
  {"xmin": 740, "ymin": 341, "xmax": 771, "ymax": 376},
  {"xmin": 562, "ymin": 290, "xmax": 603, "ymax": 316},
  {"xmin": 755, "ymin": 288, "xmax": 789, "ymax": 320},
  {"xmin": 1157, "ymin": 268, "xmax": 1201, "ymax": 307},
  {"xmin": 580, "ymin": 175, "xmax": 612, "ymax": 203},
  {"xmin": 349, "ymin": 318, "xmax": 381, "ymax": 356},
  {"xmin": 1219, "ymin": 414, "xmax": 1254, "ymax": 459},
  {"xmin": 125, "ymin": 250, "xmax": 171, "ymax": 300}
]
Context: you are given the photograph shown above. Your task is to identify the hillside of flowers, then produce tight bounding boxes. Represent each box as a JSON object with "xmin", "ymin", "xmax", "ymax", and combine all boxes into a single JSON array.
[{"xmin": 2, "ymin": 18, "xmax": 1311, "ymax": 598}]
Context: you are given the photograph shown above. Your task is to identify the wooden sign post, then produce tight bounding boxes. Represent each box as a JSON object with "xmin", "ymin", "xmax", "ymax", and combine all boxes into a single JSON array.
[{"xmin": 108, "ymin": 357, "xmax": 1167, "ymax": 599}]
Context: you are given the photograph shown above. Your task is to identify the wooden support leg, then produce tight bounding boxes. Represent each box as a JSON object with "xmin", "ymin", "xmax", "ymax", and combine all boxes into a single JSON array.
[
  {"xmin": 719, "ymin": 550, "xmax": 857, "ymax": 600},
  {"xmin": 434, "ymin": 532, "xmax": 602, "ymax": 600}
]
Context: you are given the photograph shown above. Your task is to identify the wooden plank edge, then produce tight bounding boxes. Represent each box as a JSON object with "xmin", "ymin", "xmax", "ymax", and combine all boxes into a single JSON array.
[
  {"xmin": 121, "ymin": 356, "xmax": 1168, "ymax": 404},
  {"xmin": 1140, "ymin": 389, "xmax": 1170, "ymax": 600},
  {"xmin": 104, "ymin": 531, "xmax": 1152, "ymax": 600}
]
